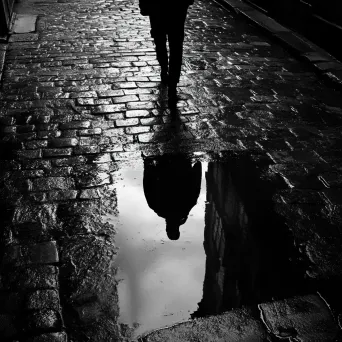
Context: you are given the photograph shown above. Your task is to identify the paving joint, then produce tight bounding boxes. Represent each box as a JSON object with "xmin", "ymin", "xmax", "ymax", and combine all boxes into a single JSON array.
[{"xmin": 214, "ymin": 0, "xmax": 342, "ymax": 91}]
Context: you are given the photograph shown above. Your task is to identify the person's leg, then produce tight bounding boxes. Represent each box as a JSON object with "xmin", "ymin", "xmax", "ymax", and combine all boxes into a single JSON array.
[
  {"xmin": 167, "ymin": 7, "xmax": 188, "ymax": 99},
  {"xmin": 149, "ymin": 15, "xmax": 168, "ymax": 82}
]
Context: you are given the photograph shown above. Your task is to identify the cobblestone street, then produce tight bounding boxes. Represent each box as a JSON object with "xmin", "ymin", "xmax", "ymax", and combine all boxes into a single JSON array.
[{"xmin": 1, "ymin": 0, "xmax": 342, "ymax": 341}]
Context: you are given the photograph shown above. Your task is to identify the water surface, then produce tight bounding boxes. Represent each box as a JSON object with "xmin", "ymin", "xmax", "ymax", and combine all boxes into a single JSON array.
[{"xmin": 105, "ymin": 160, "xmax": 207, "ymax": 337}]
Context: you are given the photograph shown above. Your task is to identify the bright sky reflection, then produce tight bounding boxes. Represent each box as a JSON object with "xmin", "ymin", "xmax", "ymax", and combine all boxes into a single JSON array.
[{"xmin": 105, "ymin": 160, "xmax": 207, "ymax": 337}]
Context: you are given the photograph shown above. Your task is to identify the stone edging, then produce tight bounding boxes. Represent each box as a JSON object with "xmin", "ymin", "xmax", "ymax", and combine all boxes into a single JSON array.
[
  {"xmin": 0, "ymin": 44, "xmax": 7, "ymax": 83},
  {"xmin": 139, "ymin": 294, "xmax": 340, "ymax": 341},
  {"xmin": 214, "ymin": 0, "xmax": 342, "ymax": 91}
]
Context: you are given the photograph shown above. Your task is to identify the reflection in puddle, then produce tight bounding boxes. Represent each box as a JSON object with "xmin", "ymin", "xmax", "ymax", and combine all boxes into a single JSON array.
[
  {"xmin": 105, "ymin": 158, "xmax": 207, "ymax": 337},
  {"xmin": 193, "ymin": 161, "xmax": 260, "ymax": 317},
  {"xmin": 143, "ymin": 154, "xmax": 203, "ymax": 241},
  {"xmin": 104, "ymin": 154, "xmax": 305, "ymax": 338}
]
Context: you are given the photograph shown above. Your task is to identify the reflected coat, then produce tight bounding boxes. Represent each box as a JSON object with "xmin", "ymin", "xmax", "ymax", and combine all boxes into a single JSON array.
[{"xmin": 143, "ymin": 156, "xmax": 202, "ymax": 224}]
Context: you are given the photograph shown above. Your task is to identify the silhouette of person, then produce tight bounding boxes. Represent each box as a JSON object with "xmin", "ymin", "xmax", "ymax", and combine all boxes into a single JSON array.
[
  {"xmin": 143, "ymin": 154, "xmax": 202, "ymax": 240},
  {"xmin": 139, "ymin": 0, "xmax": 194, "ymax": 103}
]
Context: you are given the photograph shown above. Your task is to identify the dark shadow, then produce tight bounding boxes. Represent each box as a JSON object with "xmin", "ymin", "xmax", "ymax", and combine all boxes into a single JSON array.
[
  {"xmin": 140, "ymin": 84, "xmax": 193, "ymax": 155},
  {"xmin": 143, "ymin": 153, "xmax": 202, "ymax": 240},
  {"xmin": 191, "ymin": 154, "xmax": 310, "ymax": 318}
]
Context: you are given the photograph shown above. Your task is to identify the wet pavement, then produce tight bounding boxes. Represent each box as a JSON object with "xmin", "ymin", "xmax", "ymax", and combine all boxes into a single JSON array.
[{"xmin": 1, "ymin": 0, "xmax": 342, "ymax": 341}]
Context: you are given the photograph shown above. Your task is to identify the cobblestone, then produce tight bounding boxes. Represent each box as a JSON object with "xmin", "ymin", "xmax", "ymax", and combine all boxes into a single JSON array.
[
  {"xmin": 127, "ymin": 101, "xmax": 155, "ymax": 110},
  {"xmin": 91, "ymin": 153, "xmax": 112, "ymax": 164},
  {"xmin": 125, "ymin": 126, "xmax": 150, "ymax": 135},
  {"xmin": 98, "ymin": 89, "xmax": 125, "ymax": 97},
  {"xmin": 74, "ymin": 145, "xmax": 100, "ymax": 154},
  {"xmin": 140, "ymin": 117, "xmax": 162, "ymax": 125},
  {"xmin": 23, "ymin": 309, "xmax": 62, "ymax": 332},
  {"xmin": 138, "ymin": 133, "xmax": 155, "ymax": 143},
  {"xmin": 50, "ymin": 138, "xmax": 78, "ymax": 147},
  {"xmin": 77, "ymin": 98, "xmax": 95, "ymax": 106},
  {"xmin": 2, "ymin": 241, "xmax": 59, "ymax": 266},
  {"xmin": 259, "ymin": 294, "xmax": 339, "ymax": 340},
  {"xmin": 78, "ymin": 128, "xmax": 102, "ymax": 136},
  {"xmin": 92, "ymin": 104, "xmax": 126, "ymax": 114},
  {"xmin": 0, "ymin": 265, "xmax": 59, "ymax": 290},
  {"xmin": 48, "ymin": 190, "xmax": 78, "ymax": 201},
  {"xmin": 26, "ymin": 289, "xmax": 60, "ymax": 311},
  {"xmin": 112, "ymin": 95, "xmax": 139, "ymax": 103},
  {"xmin": 125, "ymin": 109, "xmax": 149, "ymax": 118},
  {"xmin": 116, "ymin": 118, "xmax": 139, "ymax": 127},
  {"xmin": 29, "ymin": 177, "xmax": 75, "ymax": 191},
  {"xmin": 17, "ymin": 150, "xmax": 43, "ymax": 159},
  {"xmin": 51, "ymin": 156, "xmax": 87, "ymax": 167},
  {"xmin": 26, "ymin": 332, "xmax": 67, "ymax": 342},
  {"xmin": 26, "ymin": 140, "xmax": 49, "ymax": 149},
  {"xmin": 79, "ymin": 188, "xmax": 102, "ymax": 199},
  {"xmin": 60, "ymin": 130, "xmax": 77, "ymax": 138}
]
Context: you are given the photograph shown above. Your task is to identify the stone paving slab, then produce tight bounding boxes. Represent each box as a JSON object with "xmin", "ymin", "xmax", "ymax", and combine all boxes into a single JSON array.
[
  {"xmin": 140, "ymin": 294, "xmax": 341, "ymax": 342},
  {"xmin": 139, "ymin": 308, "xmax": 268, "ymax": 342},
  {"xmin": 260, "ymin": 294, "xmax": 340, "ymax": 341}
]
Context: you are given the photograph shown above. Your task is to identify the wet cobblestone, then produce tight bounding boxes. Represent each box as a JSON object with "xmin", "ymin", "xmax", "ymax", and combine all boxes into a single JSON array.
[
  {"xmin": 0, "ymin": 0, "xmax": 342, "ymax": 340},
  {"xmin": 260, "ymin": 294, "xmax": 339, "ymax": 340}
]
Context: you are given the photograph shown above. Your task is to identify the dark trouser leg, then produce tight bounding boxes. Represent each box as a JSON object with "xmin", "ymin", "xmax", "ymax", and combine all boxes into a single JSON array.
[
  {"xmin": 149, "ymin": 15, "xmax": 168, "ymax": 72},
  {"xmin": 168, "ymin": 8, "xmax": 188, "ymax": 86},
  {"xmin": 154, "ymin": 36, "xmax": 168, "ymax": 72}
]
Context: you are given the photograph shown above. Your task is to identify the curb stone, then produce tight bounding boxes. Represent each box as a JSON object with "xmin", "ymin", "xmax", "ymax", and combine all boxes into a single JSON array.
[
  {"xmin": 214, "ymin": 0, "xmax": 342, "ymax": 92},
  {"xmin": 259, "ymin": 294, "xmax": 340, "ymax": 341},
  {"xmin": 139, "ymin": 308, "xmax": 269, "ymax": 341},
  {"xmin": 0, "ymin": 10, "xmax": 13, "ymax": 84},
  {"xmin": 0, "ymin": 44, "xmax": 7, "ymax": 83},
  {"xmin": 140, "ymin": 294, "xmax": 340, "ymax": 341}
]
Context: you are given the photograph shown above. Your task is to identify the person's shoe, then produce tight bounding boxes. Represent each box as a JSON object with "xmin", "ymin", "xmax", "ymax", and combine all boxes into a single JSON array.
[{"xmin": 168, "ymin": 84, "xmax": 178, "ymax": 106}]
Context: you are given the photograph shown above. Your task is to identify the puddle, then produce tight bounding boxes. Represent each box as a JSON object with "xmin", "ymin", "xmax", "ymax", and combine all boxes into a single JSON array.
[
  {"xmin": 104, "ymin": 153, "xmax": 308, "ymax": 338},
  {"xmin": 104, "ymin": 156, "xmax": 207, "ymax": 337}
]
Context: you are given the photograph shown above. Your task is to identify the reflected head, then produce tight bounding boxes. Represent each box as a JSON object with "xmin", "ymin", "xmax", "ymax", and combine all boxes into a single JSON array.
[{"xmin": 166, "ymin": 220, "xmax": 180, "ymax": 240}]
